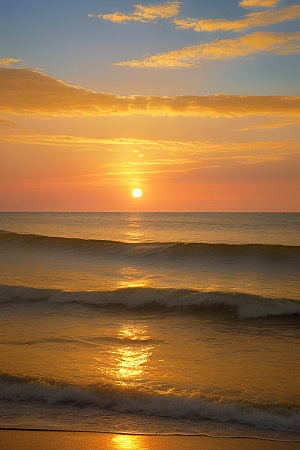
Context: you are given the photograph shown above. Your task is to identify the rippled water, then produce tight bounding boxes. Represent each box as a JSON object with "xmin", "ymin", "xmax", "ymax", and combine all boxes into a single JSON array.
[{"xmin": 0, "ymin": 213, "xmax": 299, "ymax": 440}]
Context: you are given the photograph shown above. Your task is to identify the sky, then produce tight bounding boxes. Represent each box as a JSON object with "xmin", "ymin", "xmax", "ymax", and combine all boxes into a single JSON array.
[{"xmin": 0, "ymin": 0, "xmax": 299, "ymax": 212}]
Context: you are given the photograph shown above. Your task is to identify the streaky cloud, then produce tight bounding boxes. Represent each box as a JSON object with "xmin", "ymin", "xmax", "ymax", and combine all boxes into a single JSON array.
[
  {"xmin": 172, "ymin": 5, "xmax": 300, "ymax": 32},
  {"xmin": 130, "ymin": 1, "xmax": 183, "ymax": 19},
  {"xmin": 239, "ymin": 0, "xmax": 281, "ymax": 8},
  {"xmin": 0, "ymin": 58, "xmax": 24, "ymax": 66},
  {"xmin": 1, "ymin": 68, "xmax": 299, "ymax": 118},
  {"xmin": 91, "ymin": 1, "xmax": 183, "ymax": 24},
  {"xmin": 0, "ymin": 119, "xmax": 19, "ymax": 126},
  {"xmin": 1, "ymin": 134, "xmax": 298, "ymax": 153},
  {"xmin": 1, "ymin": 134, "xmax": 298, "ymax": 178},
  {"xmin": 114, "ymin": 31, "xmax": 300, "ymax": 67},
  {"xmin": 238, "ymin": 120, "xmax": 300, "ymax": 130},
  {"xmin": 96, "ymin": 12, "xmax": 140, "ymax": 23}
]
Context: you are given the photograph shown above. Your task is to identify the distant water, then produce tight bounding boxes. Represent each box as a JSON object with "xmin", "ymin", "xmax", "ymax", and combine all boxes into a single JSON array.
[{"xmin": 0, "ymin": 212, "xmax": 299, "ymax": 441}]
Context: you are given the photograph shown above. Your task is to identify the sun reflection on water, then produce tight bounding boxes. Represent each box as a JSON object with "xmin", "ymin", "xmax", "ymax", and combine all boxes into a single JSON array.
[
  {"xmin": 111, "ymin": 434, "xmax": 143, "ymax": 450},
  {"xmin": 119, "ymin": 266, "xmax": 150, "ymax": 289},
  {"xmin": 125, "ymin": 213, "xmax": 144, "ymax": 243},
  {"xmin": 95, "ymin": 324, "xmax": 153, "ymax": 386}
]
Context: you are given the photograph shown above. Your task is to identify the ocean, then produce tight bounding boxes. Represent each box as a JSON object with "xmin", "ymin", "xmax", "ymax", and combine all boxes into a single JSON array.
[{"xmin": 0, "ymin": 212, "xmax": 299, "ymax": 441}]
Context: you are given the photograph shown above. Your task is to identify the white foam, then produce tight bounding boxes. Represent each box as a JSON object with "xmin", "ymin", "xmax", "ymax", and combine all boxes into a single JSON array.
[
  {"xmin": 1, "ymin": 285, "xmax": 300, "ymax": 318},
  {"xmin": 1, "ymin": 379, "xmax": 299, "ymax": 433}
]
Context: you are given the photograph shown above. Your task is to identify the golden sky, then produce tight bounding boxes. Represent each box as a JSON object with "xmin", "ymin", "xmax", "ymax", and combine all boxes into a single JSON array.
[{"xmin": 0, "ymin": 0, "xmax": 299, "ymax": 211}]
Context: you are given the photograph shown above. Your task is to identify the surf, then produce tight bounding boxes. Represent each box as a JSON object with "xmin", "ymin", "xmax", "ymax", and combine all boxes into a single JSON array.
[
  {"xmin": 1, "ymin": 371, "xmax": 299, "ymax": 433},
  {"xmin": 1, "ymin": 284, "xmax": 300, "ymax": 318}
]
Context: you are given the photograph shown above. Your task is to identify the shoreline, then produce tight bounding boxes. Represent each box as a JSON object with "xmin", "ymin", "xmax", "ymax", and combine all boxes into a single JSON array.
[
  {"xmin": 1, "ymin": 429, "xmax": 299, "ymax": 450},
  {"xmin": 1, "ymin": 427, "xmax": 300, "ymax": 440}
]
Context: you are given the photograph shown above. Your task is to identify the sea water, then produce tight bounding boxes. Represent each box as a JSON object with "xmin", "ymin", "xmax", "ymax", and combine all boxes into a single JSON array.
[{"xmin": 0, "ymin": 212, "xmax": 299, "ymax": 441}]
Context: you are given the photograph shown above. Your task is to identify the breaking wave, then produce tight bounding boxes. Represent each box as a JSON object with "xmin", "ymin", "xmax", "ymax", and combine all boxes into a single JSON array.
[
  {"xmin": 1, "ymin": 284, "xmax": 299, "ymax": 318},
  {"xmin": 0, "ymin": 372, "xmax": 299, "ymax": 433}
]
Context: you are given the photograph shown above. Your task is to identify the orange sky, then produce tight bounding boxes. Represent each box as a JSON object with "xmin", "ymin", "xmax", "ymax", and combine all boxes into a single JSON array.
[{"xmin": 0, "ymin": 0, "xmax": 299, "ymax": 211}]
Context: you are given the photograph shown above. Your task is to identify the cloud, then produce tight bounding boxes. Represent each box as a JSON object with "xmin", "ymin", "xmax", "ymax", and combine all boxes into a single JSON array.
[
  {"xmin": 102, "ymin": 150, "xmax": 299, "ymax": 174},
  {"xmin": 1, "ymin": 68, "xmax": 299, "ymax": 118},
  {"xmin": 173, "ymin": 5, "xmax": 300, "ymax": 32},
  {"xmin": 0, "ymin": 135, "xmax": 158, "ymax": 147},
  {"xmin": 94, "ymin": 142, "xmax": 300, "ymax": 172},
  {"xmin": 0, "ymin": 119, "xmax": 19, "ymax": 126},
  {"xmin": 1, "ymin": 134, "xmax": 297, "ymax": 180},
  {"xmin": 133, "ymin": 1, "xmax": 183, "ymax": 18},
  {"xmin": 238, "ymin": 119, "xmax": 300, "ymax": 130},
  {"xmin": 93, "ymin": 12, "xmax": 139, "ymax": 23},
  {"xmin": 104, "ymin": 158, "xmax": 193, "ymax": 167},
  {"xmin": 1, "ymin": 133, "xmax": 298, "ymax": 154},
  {"xmin": 0, "ymin": 58, "xmax": 24, "ymax": 67},
  {"xmin": 239, "ymin": 0, "xmax": 281, "ymax": 8},
  {"xmin": 90, "ymin": 1, "xmax": 182, "ymax": 24},
  {"xmin": 114, "ymin": 31, "xmax": 300, "ymax": 67}
]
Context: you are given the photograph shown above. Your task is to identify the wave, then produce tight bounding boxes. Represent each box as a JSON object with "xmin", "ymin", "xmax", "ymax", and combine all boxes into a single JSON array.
[
  {"xmin": 1, "ymin": 284, "xmax": 300, "ymax": 318},
  {"xmin": 0, "ymin": 372, "xmax": 299, "ymax": 433},
  {"xmin": 1, "ymin": 230, "xmax": 299, "ymax": 262},
  {"xmin": 0, "ymin": 335, "xmax": 162, "ymax": 347}
]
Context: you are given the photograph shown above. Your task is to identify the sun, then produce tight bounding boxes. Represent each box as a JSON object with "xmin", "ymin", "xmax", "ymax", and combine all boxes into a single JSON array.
[{"xmin": 132, "ymin": 188, "xmax": 142, "ymax": 198}]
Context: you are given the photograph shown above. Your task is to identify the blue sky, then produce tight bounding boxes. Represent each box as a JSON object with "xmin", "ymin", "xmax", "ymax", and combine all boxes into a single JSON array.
[{"xmin": 1, "ymin": 0, "xmax": 299, "ymax": 95}]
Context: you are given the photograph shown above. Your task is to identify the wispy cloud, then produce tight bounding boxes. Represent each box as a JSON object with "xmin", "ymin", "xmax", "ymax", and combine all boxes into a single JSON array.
[
  {"xmin": 0, "ymin": 119, "xmax": 19, "ymax": 126},
  {"xmin": 1, "ymin": 133, "xmax": 298, "ymax": 154},
  {"xmin": 115, "ymin": 31, "xmax": 300, "ymax": 67},
  {"xmin": 104, "ymin": 158, "xmax": 192, "ymax": 167},
  {"xmin": 0, "ymin": 135, "xmax": 159, "ymax": 147},
  {"xmin": 172, "ymin": 5, "xmax": 300, "ymax": 32},
  {"xmin": 2, "ymin": 134, "xmax": 297, "ymax": 181},
  {"xmin": 93, "ymin": 142, "xmax": 299, "ymax": 172},
  {"xmin": 89, "ymin": 1, "xmax": 182, "ymax": 24},
  {"xmin": 0, "ymin": 58, "xmax": 24, "ymax": 67},
  {"xmin": 102, "ymin": 150, "xmax": 298, "ymax": 175},
  {"xmin": 239, "ymin": 0, "xmax": 281, "ymax": 8},
  {"xmin": 238, "ymin": 119, "xmax": 300, "ymax": 130},
  {"xmin": 1, "ymin": 68, "xmax": 299, "ymax": 118}
]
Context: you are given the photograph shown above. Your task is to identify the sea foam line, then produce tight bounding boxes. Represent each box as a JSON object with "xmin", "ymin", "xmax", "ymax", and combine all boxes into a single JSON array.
[{"xmin": 0, "ymin": 373, "xmax": 299, "ymax": 433}]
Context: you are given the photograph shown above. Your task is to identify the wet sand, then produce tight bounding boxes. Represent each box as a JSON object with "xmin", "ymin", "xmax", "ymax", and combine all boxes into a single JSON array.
[{"xmin": 0, "ymin": 429, "xmax": 299, "ymax": 450}]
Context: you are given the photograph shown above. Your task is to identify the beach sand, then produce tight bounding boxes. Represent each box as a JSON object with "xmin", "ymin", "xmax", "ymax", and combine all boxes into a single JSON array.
[{"xmin": 0, "ymin": 430, "xmax": 299, "ymax": 450}]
